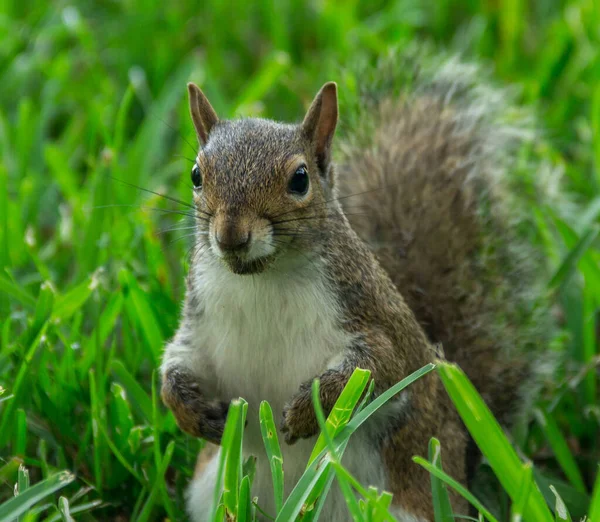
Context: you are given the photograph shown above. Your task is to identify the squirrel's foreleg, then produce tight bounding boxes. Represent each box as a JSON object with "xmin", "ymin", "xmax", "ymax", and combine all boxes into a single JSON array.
[
  {"xmin": 161, "ymin": 367, "xmax": 229, "ymax": 444},
  {"xmin": 280, "ymin": 329, "xmax": 413, "ymax": 444},
  {"xmin": 161, "ymin": 321, "xmax": 228, "ymax": 444}
]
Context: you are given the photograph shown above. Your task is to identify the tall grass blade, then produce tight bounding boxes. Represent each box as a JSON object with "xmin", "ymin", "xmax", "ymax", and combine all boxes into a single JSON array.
[
  {"xmin": 428, "ymin": 438, "xmax": 454, "ymax": 522},
  {"xmin": 0, "ymin": 471, "xmax": 75, "ymax": 522},
  {"xmin": 259, "ymin": 401, "xmax": 284, "ymax": 513},
  {"xmin": 533, "ymin": 408, "xmax": 586, "ymax": 493},
  {"xmin": 436, "ymin": 362, "xmax": 553, "ymax": 522}
]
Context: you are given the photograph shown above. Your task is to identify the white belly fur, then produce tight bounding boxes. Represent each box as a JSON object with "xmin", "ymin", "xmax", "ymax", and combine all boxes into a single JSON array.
[{"xmin": 185, "ymin": 258, "xmax": 391, "ymax": 520}]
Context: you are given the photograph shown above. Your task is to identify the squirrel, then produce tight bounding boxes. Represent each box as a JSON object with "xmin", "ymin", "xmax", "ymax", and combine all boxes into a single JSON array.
[{"xmin": 160, "ymin": 53, "xmax": 552, "ymax": 521}]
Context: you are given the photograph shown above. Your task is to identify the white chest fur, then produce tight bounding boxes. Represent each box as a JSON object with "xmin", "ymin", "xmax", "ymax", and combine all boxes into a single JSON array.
[
  {"xmin": 184, "ymin": 259, "xmax": 394, "ymax": 521},
  {"xmin": 190, "ymin": 258, "xmax": 353, "ymax": 417}
]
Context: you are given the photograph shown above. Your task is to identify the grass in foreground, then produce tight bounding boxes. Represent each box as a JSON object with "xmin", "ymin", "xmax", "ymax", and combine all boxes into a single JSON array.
[{"xmin": 2, "ymin": 364, "xmax": 600, "ymax": 521}]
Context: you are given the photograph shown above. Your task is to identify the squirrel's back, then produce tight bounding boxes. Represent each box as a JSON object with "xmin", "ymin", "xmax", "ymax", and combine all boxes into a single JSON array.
[{"xmin": 337, "ymin": 54, "xmax": 554, "ymax": 426}]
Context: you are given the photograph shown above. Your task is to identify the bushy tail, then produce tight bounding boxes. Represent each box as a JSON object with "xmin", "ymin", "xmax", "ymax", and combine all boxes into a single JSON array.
[{"xmin": 336, "ymin": 49, "xmax": 558, "ymax": 426}]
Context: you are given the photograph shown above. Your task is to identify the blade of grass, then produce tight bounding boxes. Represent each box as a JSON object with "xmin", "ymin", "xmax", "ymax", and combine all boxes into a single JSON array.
[
  {"xmin": 58, "ymin": 496, "xmax": 75, "ymax": 522},
  {"xmin": 259, "ymin": 401, "xmax": 284, "ymax": 513},
  {"xmin": 339, "ymin": 364, "xmax": 435, "ymax": 443},
  {"xmin": 17, "ymin": 464, "xmax": 30, "ymax": 521},
  {"xmin": 223, "ymin": 398, "xmax": 248, "ymax": 518},
  {"xmin": 510, "ymin": 463, "xmax": 533, "ymax": 522},
  {"xmin": 310, "ymin": 379, "xmax": 377, "ymax": 520},
  {"xmin": 533, "ymin": 471, "xmax": 589, "ymax": 521},
  {"xmin": 0, "ymin": 458, "xmax": 22, "ymax": 483},
  {"xmin": 549, "ymin": 486, "xmax": 572, "ymax": 522},
  {"xmin": 44, "ymin": 500, "xmax": 104, "ymax": 522},
  {"xmin": 150, "ymin": 371, "xmax": 177, "ymax": 519},
  {"xmin": 428, "ymin": 438, "xmax": 454, "ymax": 522},
  {"xmin": 97, "ymin": 423, "xmax": 145, "ymax": 486},
  {"xmin": 436, "ymin": 362, "xmax": 553, "ymax": 522},
  {"xmin": 15, "ymin": 410, "xmax": 26, "ymax": 457},
  {"xmin": 89, "ymin": 369, "xmax": 103, "ymax": 494},
  {"xmin": 301, "ymin": 369, "xmax": 372, "ymax": 520},
  {"xmin": 308, "ymin": 368, "xmax": 371, "ymax": 465},
  {"xmin": 52, "ymin": 270, "xmax": 100, "ymax": 321},
  {"xmin": 238, "ymin": 475, "xmax": 251, "ymax": 522},
  {"xmin": 0, "ymin": 271, "xmax": 36, "ymax": 308},
  {"xmin": 547, "ymin": 225, "xmax": 599, "ymax": 291},
  {"xmin": 110, "ymin": 360, "xmax": 153, "ymax": 423},
  {"xmin": 0, "ymin": 472, "xmax": 75, "ymax": 522},
  {"xmin": 589, "ymin": 466, "xmax": 600, "ymax": 522},
  {"xmin": 0, "ymin": 320, "xmax": 48, "ymax": 446},
  {"xmin": 120, "ymin": 269, "xmax": 163, "ymax": 366},
  {"xmin": 135, "ymin": 440, "xmax": 175, "ymax": 522},
  {"xmin": 108, "ymin": 382, "xmax": 134, "ymax": 448},
  {"xmin": 210, "ymin": 398, "xmax": 242, "ymax": 522},
  {"xmin": 533, "ymin": 408, "xmax": 586, "ymax": 493},
  {"xmin": 0, "ymin": 168, "xmax": 8, "ymax": 292},
  {"xmin": 275, "ymin": 450, "xmax": 334, "ymax": 522},
  {"xmin": 332, "ymin": 463, "xmax": 363, "ymax": 522},
  {"xmin": 413, "ymin": 457, "xmax": 498, "ymax": 522},
  {"xmin": 581, "ymin": 283, "xmax": 597, "ymax": 408},
  {"xmin": 549, "ymin": 214, "xmax": 600, "ymax": 290},
  {"xmin": 94, "ymin": 292, "xmax": 125, "ymax": 350}
]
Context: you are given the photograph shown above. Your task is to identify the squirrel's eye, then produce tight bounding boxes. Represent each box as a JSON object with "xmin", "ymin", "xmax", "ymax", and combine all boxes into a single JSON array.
[
  {"xmin": 288, "ymin": 165, "xmax": 309, "ymax": 196},
  {"xmin": 191, "ymin": 164, "xmax": 202, "ymax": 188}
]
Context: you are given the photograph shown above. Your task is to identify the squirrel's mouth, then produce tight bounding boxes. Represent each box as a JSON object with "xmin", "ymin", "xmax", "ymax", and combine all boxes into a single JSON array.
[{"xmin": 222, "ymin": 254, "xmax": 275, "ymax": 275}]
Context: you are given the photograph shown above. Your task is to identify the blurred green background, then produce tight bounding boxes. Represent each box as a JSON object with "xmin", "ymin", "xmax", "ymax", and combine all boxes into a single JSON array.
[{"xmin": 0, "ymin": 0, "xmax": 599, "ymax": 520}]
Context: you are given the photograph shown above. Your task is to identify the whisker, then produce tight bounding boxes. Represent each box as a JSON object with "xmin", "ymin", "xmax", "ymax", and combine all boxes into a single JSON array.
[
  {"xmin": 173, "ymin": 154, "xmax": 199, "ymax": 164},
  {"xmin": 151, "ymin": 110, "xmax": 199, "ymax": 158},
  {"xmin": 160, "ymin": 229, "xmax": 211, "ymax": 240},
  {"xmin": 270, "ymin": 238, "xmax": 320, "ymax": 268},
  {"xmin": 159, "ymin": 224, "xmax": 196, "ymax": 234},
  {"xmin": 186, "ymin": 242, "xmax": 202, "ymax": 266},
  {"xmin": 271, "ymin": 228, "xmax": 324, "ymax": 238},
  {"xmin": 92, "ymin": 204, "xmax": 201, "ymax": 220},
  {"xmin": 271, "ymin": 232, "xmax": 323, "ymax": 240},
  {"xmin": 107, "ymin": 175, "xmax": 197, "ymax": 211},
  {"xmin": 270, "ymin": 183, "xmax": 396, "ymax": 220},
  {"xmin": 272, "ymin": 211, "xmax": 366, "ymax": 227},
  {"xmin": 169, "ymin": 233, "xmax": 198, "ymax": 245}
]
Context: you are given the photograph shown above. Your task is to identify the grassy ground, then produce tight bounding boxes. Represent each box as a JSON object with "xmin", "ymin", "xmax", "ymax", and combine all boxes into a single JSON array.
[{"xmin": 1, "ymin": 0, "xmax": 599, "ymax": 520}]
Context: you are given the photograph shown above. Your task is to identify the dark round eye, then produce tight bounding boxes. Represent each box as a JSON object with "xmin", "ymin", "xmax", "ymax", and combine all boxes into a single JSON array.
[
  {"xmin": 191, "ymin": 164, "xmax": 202, "ymax": 188},
  {"xmin": 288, "ymin": 165, "xmax": 309, "ymax": 195}
]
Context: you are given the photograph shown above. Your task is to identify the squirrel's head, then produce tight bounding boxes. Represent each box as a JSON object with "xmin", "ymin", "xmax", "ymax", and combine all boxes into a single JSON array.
[{"xmin": 186, "ymin": 81, "xmax": 339, "ymax": 275}]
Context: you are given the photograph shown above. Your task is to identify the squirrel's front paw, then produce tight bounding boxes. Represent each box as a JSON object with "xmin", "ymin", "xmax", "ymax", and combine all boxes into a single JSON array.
[
  {"xmin": 161, "ymin": 369, "xmax": 229, "ymax": 444},
  {"xmin": 280, "ymin": 387, "xmax": 319, "ymax": 445},
  {"xmin": 281, "ymin": 370, "xmax": 348, "ymax": 445}
]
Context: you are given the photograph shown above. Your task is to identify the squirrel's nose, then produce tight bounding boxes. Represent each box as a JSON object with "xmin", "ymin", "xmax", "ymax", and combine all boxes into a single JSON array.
[{"xmin": 215, "ymin": 228, "xmax": 251, "ymax": 253}]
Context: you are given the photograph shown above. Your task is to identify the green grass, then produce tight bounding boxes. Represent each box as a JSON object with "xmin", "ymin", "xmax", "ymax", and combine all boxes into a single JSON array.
[{"xmin": 0, "ymin": 0, "xmax": 599, "ymax": 520}]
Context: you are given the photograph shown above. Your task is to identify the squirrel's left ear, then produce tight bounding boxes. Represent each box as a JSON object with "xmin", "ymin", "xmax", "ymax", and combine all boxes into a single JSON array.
[
  {"xmin": 187, "ymin": 82, "xmax": 219, "ymax": 145},
  {"xmin": 302, "ymin": 82, "xmax": 338, "ymax": 176}
]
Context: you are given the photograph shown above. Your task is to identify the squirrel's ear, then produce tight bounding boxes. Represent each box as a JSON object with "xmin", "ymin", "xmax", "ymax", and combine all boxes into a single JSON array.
[
  {"xmin": 302, "ymin": 82, "xmax": 338, "ymax": 175},
  {"xmin": 187, "ymin": 82, "xmax": 219, "ymax": 145}
]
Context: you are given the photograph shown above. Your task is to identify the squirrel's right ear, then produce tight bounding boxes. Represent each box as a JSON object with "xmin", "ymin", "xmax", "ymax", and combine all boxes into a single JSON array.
[
  {"xmin": 187, "ymin": 82, "xmax": 219, "ymax": 145},
  {"xmin": 302, "ymin": 82, "xmax": 338, "ymax": 176}
]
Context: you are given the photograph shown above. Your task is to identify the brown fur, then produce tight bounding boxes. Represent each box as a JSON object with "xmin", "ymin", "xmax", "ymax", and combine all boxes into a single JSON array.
[
  {"xmin": 276, "ymin": 209, "xmax": 470, "ymax": 515},
  {"xmin": 338, "ymin": 96, "xmax": 535, "ymax": 426},
  {"xmin": 162, "ymin": 71, "xmax": 550, "ymax": 520}
]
